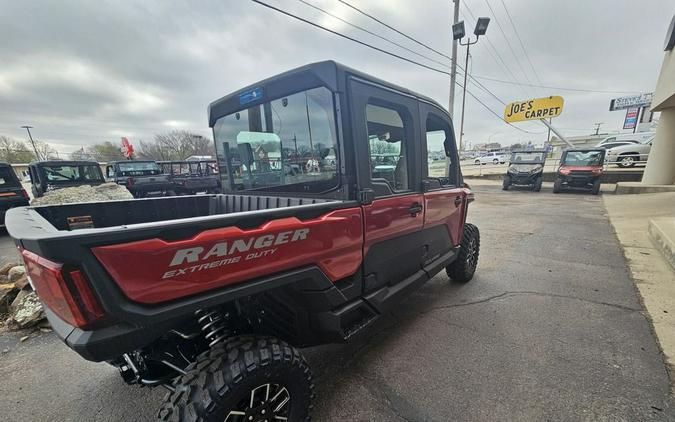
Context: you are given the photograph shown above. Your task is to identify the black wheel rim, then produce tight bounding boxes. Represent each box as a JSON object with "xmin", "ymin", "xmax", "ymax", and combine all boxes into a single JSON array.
[
  {"xmin": 465, "ymin": 238, "xmax": 477, "ymax": 271},
  {"xmin": 224, "ymin": 383, "xmax": 291, "ymax": 422}
]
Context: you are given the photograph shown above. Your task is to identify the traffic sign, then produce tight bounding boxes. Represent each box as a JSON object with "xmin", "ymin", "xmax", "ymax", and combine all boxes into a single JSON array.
[{"xmin": 504, "ymin": 96, "xmax": 564, "ymax": 123}]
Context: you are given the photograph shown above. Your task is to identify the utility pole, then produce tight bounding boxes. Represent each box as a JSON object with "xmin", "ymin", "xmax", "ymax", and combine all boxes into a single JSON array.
[
  {"xmin": 448, "ymin": 0, "xmax": 460, "ymax": 118},
  {"xmin": 21, "ymin": 125, "xmax": 41, "ymax": 161},
  {"xmin": 593, "ymin": 122, "xmax": 603, "ymax": 136}
]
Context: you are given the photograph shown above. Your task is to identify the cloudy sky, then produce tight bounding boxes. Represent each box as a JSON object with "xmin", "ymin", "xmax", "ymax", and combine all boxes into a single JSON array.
[{"xmin": 0, "ymin": 0, "xmax": 672, "ymax": 155}]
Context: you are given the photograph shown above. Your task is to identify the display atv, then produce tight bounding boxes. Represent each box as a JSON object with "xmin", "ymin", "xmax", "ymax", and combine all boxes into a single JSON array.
[
  {"xmin": 7, "ymin": 61, "xmax": 480, "ymax": 421},
  {"xmin": 502, "ymin": 150, "xmax": 546, "ymax": 191},
  {"xmin": 105, "ymin": 160, "xmax": 174, "ymax": 198},
  {"xmin": 553, "ymin": 148, "xmax": 605, "ymax": 195}
]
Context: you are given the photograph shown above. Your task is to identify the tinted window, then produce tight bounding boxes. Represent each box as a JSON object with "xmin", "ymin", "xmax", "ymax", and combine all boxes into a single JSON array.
[
  {"xmin": 366, "ymin": 103, "xmax": 409, "ymax": 192},
  {"xmin": 213, "ymin": 87, "xmax": 338, "ymax": 193},
  {"xmin": 425, "ymin": 113, "xmax": 457, "ymax": 185},
  {"xmin": 0, "ymin": 167, "xmax": 19, "ymax": 187}
]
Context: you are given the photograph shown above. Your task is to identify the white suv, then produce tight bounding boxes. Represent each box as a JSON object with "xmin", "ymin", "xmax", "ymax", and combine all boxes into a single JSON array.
[{"xmin": 474, "ymin": 152, "xmax": 507, "ymax": 165}]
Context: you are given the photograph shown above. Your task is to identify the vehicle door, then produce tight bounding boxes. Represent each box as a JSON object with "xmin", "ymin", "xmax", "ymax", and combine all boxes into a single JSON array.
[
  {"xmin": 419, "ymin": 103, "xmax": 466, "ymax": 274},
  {"xmin": 349, "ymin": 77, "xmax": 425, "ymax": 292}
]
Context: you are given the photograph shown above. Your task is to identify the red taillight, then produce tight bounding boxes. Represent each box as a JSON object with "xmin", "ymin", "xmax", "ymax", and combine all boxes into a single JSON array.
[
  {"xmin": 21, "ymin": 250, "xmax": 104, "ymax": 328},
  {"xmin": 126, "ymin": 177, "xmax": 134, "ymax": 186},
  {"xmin": 21, "ymin": 189, "xmax": 29, "ymax": 199},
  {"xmin": 559, "ymin": 167, "xmax": 571, "ymax": 175}
]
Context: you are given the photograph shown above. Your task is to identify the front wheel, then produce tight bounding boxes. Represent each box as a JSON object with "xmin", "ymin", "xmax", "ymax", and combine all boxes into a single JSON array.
[
  {"xmin": 158, "ymin": 336, "xmax": 314, "ymax": 422},
  {"xmin": 591, "ymin": 179, "xmax": 601, "ymax": 195},
  {"xmin": 502, "ymin": 176, "xmax": 511, "ymax": 191},
  {"xmin": 553, "ymin": 179, "xmax": 562, "ymax": 193},
  {"xmin": 474, "ymin": 159, "xmax": 481, "ymax": 165},
  {"xmin": 447, "ymin": 223, "xmax": 480, "ymax": 283},
  {"xmin": 533, "ymin": 176, "xmax": 542, "ymax": 192},
  {"xmin": 493, "ymin": 158, "xmax": 499, "ymax": 165}
]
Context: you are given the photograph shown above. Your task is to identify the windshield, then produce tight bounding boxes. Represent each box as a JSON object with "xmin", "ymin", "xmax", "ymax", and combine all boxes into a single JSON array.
[
  {"xmin": 40, "ymin": 164, "xmax": 103, "ymax": 183},
  {"xmin": 213, "ymin": 87, "xmax": 338, "ymax": 193},
  {"xmin": 561, "ymin": 151, "xmax": 604, "ymax": 166},
  {"xmin": 510, "ymin": 152, "xmax": 545, "ymax": 163},
  {"xmin": 117, "ymin": 161, "xmax": 161, "ymax": 176}
]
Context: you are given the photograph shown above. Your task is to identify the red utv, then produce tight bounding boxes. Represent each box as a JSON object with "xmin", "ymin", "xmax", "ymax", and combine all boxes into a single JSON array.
[
  {"xmin": 7, "ymin": 61, "xmax": 480, "ymax": 421},
  {"xmin": 553, "ymin": 149, "xmax": 605, "ymax": 195}
]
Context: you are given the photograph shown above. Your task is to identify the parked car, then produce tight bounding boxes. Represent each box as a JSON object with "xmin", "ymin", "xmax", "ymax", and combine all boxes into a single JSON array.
[
  {"xmin": 28, "ymin": 160, "xmax": 105, "ymax": 198},
  {"xmin": 105, "ymin": 160, "xmax": 174, "ymax": 198},
  {"xmin": 474, "ymin": 151, "xmax": 507, "ymax": 165},
  {"xmin": 604, "ymin": 138, "xmax": 652, "ymax": 168},
  {"xmin": 596, "ymin": 132, "xmax": 655, "ymax": 147},
  {"xmin": 0, "ymin": 163, "xmax": 29, "ymax": 226},
  {"xmin": 7, "ymin": 61, "xmax": 480, "ymax": 421},
  {"xmin": 503, "ymin": 150, "xmax": 546, "ymax": 191},
  {"xmin": 553, "ymin": 149, "xmax": 605, "ymax": 195},
  {"xmin": 158, "ymin": 160, "xmax": 221, "ymax": 195}
]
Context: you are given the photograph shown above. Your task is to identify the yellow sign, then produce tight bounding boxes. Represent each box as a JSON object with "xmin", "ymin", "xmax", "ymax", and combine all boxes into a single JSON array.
[{"xmin": 504, "ymin": 96, "xmax": 564, "ymax": 123}]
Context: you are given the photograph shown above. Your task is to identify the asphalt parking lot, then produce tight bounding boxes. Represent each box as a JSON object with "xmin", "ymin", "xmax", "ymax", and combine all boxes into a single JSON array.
[{"xmin": 1, "ymin": 182, "xmax": 674, "ymax": 421}]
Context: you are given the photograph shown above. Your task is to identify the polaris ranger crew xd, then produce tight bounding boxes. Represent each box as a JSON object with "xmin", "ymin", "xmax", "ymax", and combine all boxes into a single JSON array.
[{"xmin": 6, "ymin": 61, "xmax": 480, "ymax": 422}]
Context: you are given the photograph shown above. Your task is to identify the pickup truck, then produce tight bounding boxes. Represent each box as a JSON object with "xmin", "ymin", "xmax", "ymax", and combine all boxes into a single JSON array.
[
  {"xmin": 105, "ymin": 160, "xmax": 174, "ymax": 198},
  {"xmin": 7, "ymin": 61, "xmax": 480, "ymax": 422}
]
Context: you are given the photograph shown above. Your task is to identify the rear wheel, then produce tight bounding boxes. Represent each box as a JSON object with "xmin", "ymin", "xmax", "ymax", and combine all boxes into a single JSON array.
[
  {"xmin": 493, "ymin": 158, "xmax": 499, "ymax": 165},
  {"xmin": 447, "ymin": 223, "xmax": 480, "ymax": 283},
  {"xmin": 502, "ymin": 176, "xmax": 510, "ymax": 191},
  {"xmin": 474, "ymin": 159, "xmax": 481, "ymax": 165},
  {"xmin": 553, "ymin": 179, "xmax": 562, "ymax": 193},
  {"xmin": 534, "ymin": 176, "xmax": 543, "ymax": 192},
  {"xmin": 158, "ymin": 336, "xmax": 313, "ymax": 422}
]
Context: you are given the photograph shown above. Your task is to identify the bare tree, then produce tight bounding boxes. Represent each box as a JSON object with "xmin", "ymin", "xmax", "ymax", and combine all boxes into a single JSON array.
[
  {"xmin": 0, "ymin": 135, "xmax": 36, "ymax": 163},
  {"xmin": 138, "ymin": 131, "xmax": 214, "ymax": 161},
  {"xmin": 34, "ymin": 140, "xmax": 58, "ymax": 160}
]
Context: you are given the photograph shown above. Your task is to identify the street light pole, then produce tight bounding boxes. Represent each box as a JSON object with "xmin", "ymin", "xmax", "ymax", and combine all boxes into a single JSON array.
[
  {"xmin": 452, "ymin": 17, "xmax": 490, "ymax": 154},
  {"xmin": 458, "ymin": 37, "xmax": 476, "ymax": 152},
  {"xmin": 448, "ymin": 0, "xmax": 460, "ymax": 118},
  {"xmin": 21, "ymin": 125, "xmax": 41, "ymax": 161}
]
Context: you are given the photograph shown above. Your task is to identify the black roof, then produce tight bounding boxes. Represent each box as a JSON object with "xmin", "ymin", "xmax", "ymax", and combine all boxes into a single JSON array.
[
  {"xmin": 208, "ymin": 60, "xmax": 447, "ymax": 127},
  {"xmin": 108, "ymin": 160, "xmax": 157, "ymax": 164},
  {"xmin": 29, "ymin": 160, "xmax": 100, "ymax": 166}
]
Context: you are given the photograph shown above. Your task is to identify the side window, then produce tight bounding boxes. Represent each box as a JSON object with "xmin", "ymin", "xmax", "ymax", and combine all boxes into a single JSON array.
[
  {"xmin": 424, "ymin": 113, "xmax": 457, "ymax": 186},
  {"xmin": 366, "ymin": 103, "xmax": 409, "ymax": 192}
]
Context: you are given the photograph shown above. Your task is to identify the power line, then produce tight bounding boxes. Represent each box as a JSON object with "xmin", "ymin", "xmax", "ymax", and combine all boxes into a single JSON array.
[
  {"xmin": 336, "ymin": 0, "xmax": 452, "ymax": 61},
  {"xmin": 482, "ymin": 0, "xmax": 535, "ymax": 91},
  {"xmin": 461, "ymin": 2, "xmax": 529, "ymax": 96},
  {"xmin": 498, "ymin": 0, "xmax": 544, "ymax": 92},
  {"xmin": 471, "ymin": 74, "xmax": 642, "ymax": 94},
  {"xmin": 250, "ymin": 0, "xmax": 543, "ymax": 135},
  {"xmin": 296, "ymin": 0, "xmax": 453, "ymax": 70}
]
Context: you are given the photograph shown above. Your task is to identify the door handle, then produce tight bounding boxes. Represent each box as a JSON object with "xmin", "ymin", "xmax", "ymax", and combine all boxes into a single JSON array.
[
  {"xmin": 409, "ymin": 202, "xmax": 423, "ymax": 216},
  {"xmin": 454, "ymin": 196, "xmax": 463, "ymax": 206}
]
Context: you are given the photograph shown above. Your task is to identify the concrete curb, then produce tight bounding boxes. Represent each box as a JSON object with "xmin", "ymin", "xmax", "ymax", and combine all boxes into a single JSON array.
[
  {"xmin": 649, "ymin": 218, "xmax": 675, "ymax": 271},
  {"xmin": 616, "ymin": 183, "xmax": 675, "ymax": 195}
]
